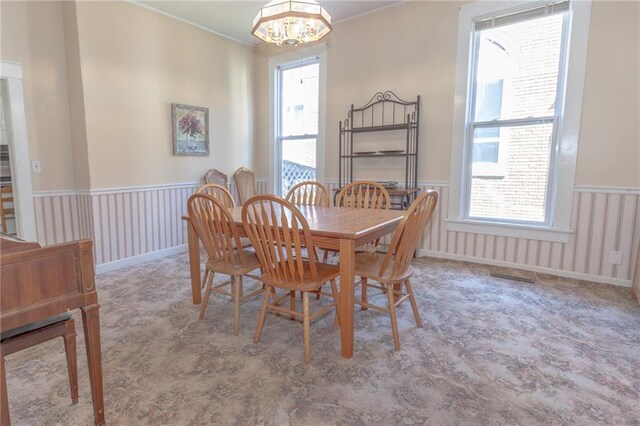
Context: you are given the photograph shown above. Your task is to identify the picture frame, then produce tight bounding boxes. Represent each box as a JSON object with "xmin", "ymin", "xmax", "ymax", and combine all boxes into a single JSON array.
[{"xmin": 172, "ymin": 103, "xmax": 209, "ymax": 156}]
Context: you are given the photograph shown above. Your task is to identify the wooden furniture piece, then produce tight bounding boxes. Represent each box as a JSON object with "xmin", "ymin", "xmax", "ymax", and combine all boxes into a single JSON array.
[
  {"xmin": 188, "ymin": 194, "xmax": 263, "ymax": 335},
  {"xmin": 354, "ymin": 191, "xmax": 438, "ymax": 351},
  {"xmin": 204, "ymin": 169, "xmax": 228, "ymax": 187},
  {"xmin": 0, "ymin": 185, "xmax": 15, "ymax": 233},
  {"xmin": 233, "ymin": 167, "xmax": 256, "ymax": 205},
  {"xmin": 196, "ymin": 183, "xmax": 236, "ymax": 208},
  {"xmin": 0, "ymin": 236, "xmax": 105, "ymax": 425},
  {"xmin": 335, "ymin": 181, "xmax": 390, "ymax": 210},
  {"xmin": 285, "ymin": 181, "xmax": 330, "ymax": 207},
  {"xmin": 1, "ymin": 314, "xmax": 79, "ymax": 405},
  {"xmin": 185, "ymin": 203, "xmax": 404, "ymax": 358},
  {"xmin": 242, "ymin": 195, "xmax": 340, "ymax": 362},
  {"xmin": 338, "ymin": 91, "xmax": 421, "ymax": 210}
]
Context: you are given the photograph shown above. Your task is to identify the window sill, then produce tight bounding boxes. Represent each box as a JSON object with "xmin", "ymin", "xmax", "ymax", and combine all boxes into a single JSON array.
[{"xmin": 446, "ymin": 218, "xmax": 572, "ymax": 243}]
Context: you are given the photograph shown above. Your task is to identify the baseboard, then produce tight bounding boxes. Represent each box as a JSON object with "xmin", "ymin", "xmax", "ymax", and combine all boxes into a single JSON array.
[
  {"xmin": 95, "ymin": 244, "xmax": 188, "ymax": 274},
  {"xmin": 416, "ymin": 249, "xmax": 632, "ymax": 288}
]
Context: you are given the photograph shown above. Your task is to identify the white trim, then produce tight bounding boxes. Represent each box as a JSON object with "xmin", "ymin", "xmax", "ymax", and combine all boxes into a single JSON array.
[
  {"xmin": 416, "ymin": 249, "xmax": 632, "ymax": 288},
  {"xmin": 574, "ymin": 185, "xmax": 640, "ymax": 195},
  {"xmin": 128, "ymin": 1, "xmax": 254, "ymax": 47},
  {"xmin": 89, "ymin": 182, "xmax": 200, "ymax": 195},
  {"xmin": 32, "ymin": 190, "xmax": 78, "ymax": 198},
  {"xmin": 0, "ymin": 62, "xmax": 22, "ymax": 80},
  {"xmin": 96, "ymin": 244, "xmax": 187, "ymax": 273},
  {"xmin": 446, "ymin": 218, "xmax": 572, "ymax": 243},
  {"xmin": 448, "ymin": 0, "xmax": 592, "ymax": 239},
  {"xmin": 268, "ymin": 44, "xmax": 327, "ymax": 196},
  {"xmin": 1, "ymin": 62, "xmax": 37, "ymax": 241}
]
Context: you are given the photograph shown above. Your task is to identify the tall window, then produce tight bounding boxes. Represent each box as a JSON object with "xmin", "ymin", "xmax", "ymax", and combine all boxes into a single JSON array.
[
  {"xmin": 277, "ymin": 59, "xmax": 320, "ymax": 195},
  {"xmin": 449, "ymin": 0, "xmax": 591, "ymax": 242}
]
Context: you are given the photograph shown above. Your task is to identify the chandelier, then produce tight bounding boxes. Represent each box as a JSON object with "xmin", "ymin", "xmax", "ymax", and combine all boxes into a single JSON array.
[{"xmin": 252, "ymin": 0, "xmax": 332, "ymax": 46}]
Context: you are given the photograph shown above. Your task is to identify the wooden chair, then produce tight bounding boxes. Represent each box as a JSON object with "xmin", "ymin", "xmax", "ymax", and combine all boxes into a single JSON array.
[
  {"xmin": 285, "ymin": 181, "xmax": 330, "ymax": 207},
  {"xmin": 204, "ymin": 169, "xmax": 228, "ymax": 188},
  {"xmin": 196, "ymin": 183, "xmax": 235, "ymax": 209},
  {"xmin": 0, "ymin": 185, "xmax": 15, "ymax": 234},
  {"xmin": 242, "ymin": 195, "xmax": 340, "ymax": 363},
  {"xmin": 354, "ymin": 191, "xmax": 438, "ymax": 351},
  {"xmin": 1, "ymin": 313, "xmax": 79, "ymax": 411},
  {"xmin": 335, "ymin": 181, "xmax": 391, "ymax": 254},
  {"xmin": 335, "ymin": 181, "xmax": 390, "ymax": 210},
  {"xmin": 233, "ymin": 167, "xmax": 256, "ymax": 205},
  {"xmin": 187, "ymin": 193, "xmax": 263, "ymax": 335}
]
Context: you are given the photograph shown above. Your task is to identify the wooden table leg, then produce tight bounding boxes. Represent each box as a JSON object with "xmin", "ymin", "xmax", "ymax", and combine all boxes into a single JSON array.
[
  {"xmin": 1, "ymin": 345, "xmax": 10, "ymax": 426},
  {"xmin": 81, "ymin": 304, "xmax": 105, "ymax": 426},
  {"xmin": 339, "ymin": 238, "xmax": 356, "ymax": 358},
  {"xmin": 187, "ymin": 221, "xmax": 202, "ymax": 305}
]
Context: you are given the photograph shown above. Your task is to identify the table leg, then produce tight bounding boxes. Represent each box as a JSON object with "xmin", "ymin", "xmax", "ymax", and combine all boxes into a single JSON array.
[
  {"xmin": 81, "ymin": 304, "xmax": 105, "ymax": 426},
  {"xmin": 1, "ymin": 345, "xmax": 10, "ymax": 426},
  {"xmin": 187, "ymin": 221, "xmax": 202, "ymax": 305},
  {"xmin": 338, "ymin": 238, "xmax": 356, "ymax": 358}
]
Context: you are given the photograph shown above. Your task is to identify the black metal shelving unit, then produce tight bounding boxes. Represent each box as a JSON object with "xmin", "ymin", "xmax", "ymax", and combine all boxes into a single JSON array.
[{"xmin": 338, "ymin": 91, "xmax": 420, "ymax": 209}]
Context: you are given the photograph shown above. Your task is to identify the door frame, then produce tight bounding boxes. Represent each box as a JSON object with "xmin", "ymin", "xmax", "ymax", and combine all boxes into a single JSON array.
[{"xmin": 1, "ymin": 61, "xmax": 37, "ymax": 241}]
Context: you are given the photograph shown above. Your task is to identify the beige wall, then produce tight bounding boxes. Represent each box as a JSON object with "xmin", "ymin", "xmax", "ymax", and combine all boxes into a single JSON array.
[
  {"xmin": 73, "ymin": 1, "xmax": 256, "ymax": 189},
  {"xmin": 576, "ymin": 0, "xmax": 640, "ymax": 187},
  {"xmin": 0, "ymin": 1, "xmax": 76, "ymax": 191},
  {"xmin": 256, "ymin": 0, "xmax": 640, "ymax": 188}
]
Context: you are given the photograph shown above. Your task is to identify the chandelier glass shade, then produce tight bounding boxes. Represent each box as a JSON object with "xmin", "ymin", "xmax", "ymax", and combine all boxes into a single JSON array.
[{"xmin": 252, "ymin": 0, "xmax": 332, "ymax": 46}]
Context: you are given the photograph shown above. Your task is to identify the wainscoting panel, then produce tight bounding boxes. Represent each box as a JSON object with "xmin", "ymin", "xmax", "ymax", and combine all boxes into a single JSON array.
[
  {"xmin": 325, "ymin": 180, "xmax": 640, "ymax": 285},
  {"xmin": 32, "ymin": 179, "xmax": 271, "ymax": 266}
]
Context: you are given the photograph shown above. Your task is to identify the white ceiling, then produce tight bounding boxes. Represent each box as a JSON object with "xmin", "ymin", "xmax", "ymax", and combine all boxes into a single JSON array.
[{"xmin": 135, "ymin": 1, "xmax": 402, "ymax": 46}]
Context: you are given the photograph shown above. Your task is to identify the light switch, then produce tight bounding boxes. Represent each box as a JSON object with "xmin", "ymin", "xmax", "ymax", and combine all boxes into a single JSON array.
[
  {"xmin": 610, "ymin": 251, "xmax": 623, "ymax": 265},
  {"xmin": 31, "ymin": 160, "xmax": 41, "ymax": 173}
]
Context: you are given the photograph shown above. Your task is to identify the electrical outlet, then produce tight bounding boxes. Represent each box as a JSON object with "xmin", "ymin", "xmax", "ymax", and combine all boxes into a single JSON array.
[
  {"xmin": 31, "ymin": 160, "xmax": 41, "ymax": 173},
  {"xmin": 610, "ymin": 251, "xmax": 623, "ymax": 265}
]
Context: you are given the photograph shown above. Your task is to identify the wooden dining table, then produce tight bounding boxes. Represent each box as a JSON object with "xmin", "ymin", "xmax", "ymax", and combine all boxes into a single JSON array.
[{"xmin": 183, "ymin": 204, "xmax": 404, "ymax": 358}]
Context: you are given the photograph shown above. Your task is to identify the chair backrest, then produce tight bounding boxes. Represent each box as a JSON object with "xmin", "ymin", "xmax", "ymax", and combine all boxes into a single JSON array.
[
  {"xmin": 335, "ymin": 181, "xmax": 390, "ymax": 210},
  {"xmin": 204, "ymin": 169, "xmax": 228, "ymax": 188},
  {"xmin": 196, "ymin": 183, "xmax": 236, "ymax": 208},
  {"xmin": 188, "ymin": 193, "xmax": 246, "ymax": 267},
  {"xmin": 285, "ymin": 181, "xmax": 330, "ymax": 207},
  {"xmin": 233, "ymin": 167, "xmax": 256, "ymax": 205},
  {"xmin": 378, "ymin": 191, "xmax": 438, "ymax": 279},
  {"xmin": 0, "ymin": 185, "xmax": 14, "ymax": 233},
  {"xmin": 242, "ymin": 195, "xmax": 318, "ymax": 284}
]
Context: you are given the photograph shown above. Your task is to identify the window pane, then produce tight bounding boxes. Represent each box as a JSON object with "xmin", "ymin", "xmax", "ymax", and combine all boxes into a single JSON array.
[
  {"xmin": 473, "ymin": 13, "xmax": 564, "ymax": 121},
  {"xmin": 281, "ymin": 138, "xmax": 316, "ymax": 195},
  {"xmin": 281, "ymin": 63, "xmax": 319, "ymax": 136},
  {"xmin": 469, "ymin": 123, "xmax": 553, "ymax": 222}
]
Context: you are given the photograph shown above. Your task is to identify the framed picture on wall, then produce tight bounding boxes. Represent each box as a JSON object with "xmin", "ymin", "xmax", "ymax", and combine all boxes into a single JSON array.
[{"xmin": 172, "ymin": 103, "xmax": 209, "ymax": 156}]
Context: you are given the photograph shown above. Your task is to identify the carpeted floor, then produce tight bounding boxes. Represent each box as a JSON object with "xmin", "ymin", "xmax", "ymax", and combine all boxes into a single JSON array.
[{"xmin": 4, "ymin": 253, "xmax": 639, "ymax": 425}]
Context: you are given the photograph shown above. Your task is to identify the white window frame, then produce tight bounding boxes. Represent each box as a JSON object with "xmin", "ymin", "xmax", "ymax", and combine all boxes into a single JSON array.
[
  {"xmin": 447, "ymin": 0, "xmax": 592, "ymax": 243},
  {"xmin": 268, "ymin": 44, "xmax": 327, "ymax": 195}
]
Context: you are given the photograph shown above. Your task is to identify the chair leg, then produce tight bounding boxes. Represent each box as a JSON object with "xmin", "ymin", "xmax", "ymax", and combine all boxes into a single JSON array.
[
  {"xmin": 330, "ymin": 279, "xmax": 341, "ymax": 330},
  {"xmin": 302, "ymin": 292, "xmax": 311, "ymax": 363},
  {"xmin": 405, "ymin": 279, "xmax": 423, "ymax": 328},
  {"xmin": 233, "ymin": 276, "xmax": 241, "ymax": 336},
  {"xmin": 198, "ymin": 270, "xmax": 214, "ymax": 320},
  {"xmin": 322, "ymin": 249, "xmax": 329, "ymax": 263},
  {"xmin": 315, "ymin": 284, "xmax": 322, "ymax": 300},
  {"xmin": 271, "ymin": 287, "xmax": 281, "ymax": 317},
  {"xmin": 386, "ymin": 284, "xmax": 401, "ymax": 351},
  {"xmin": 361, "ymin": 277, "xmax": 368, "ymax": 310},
  {"xmin": 290, "ymin": 291, "xmax": 296, "ymax": 321},
  {"xmin": 63, "ymin": 319, "xmax": 79, "ymax": 404},
  {"xmin": 202, "ymin": 268, "xmax": 210, "ymax": 290},
  {"xmin": 254, "ymin": 287, "xmax": 271, "ymax": 343}
]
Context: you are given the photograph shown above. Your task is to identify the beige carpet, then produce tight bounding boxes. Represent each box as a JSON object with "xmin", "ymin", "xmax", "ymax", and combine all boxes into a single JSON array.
[{"xmin": 4, "ymin": 253, "xmax": 639, "ymax": 425}]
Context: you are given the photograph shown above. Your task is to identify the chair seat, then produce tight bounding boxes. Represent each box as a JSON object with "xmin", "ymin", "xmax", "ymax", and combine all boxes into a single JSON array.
[
  {"xmin": 262, "ymin": 260, "xmax": 339, "ymax": 291},
  {"xmin": 206, "ymin": 249, "xmax": 261, "ymax": 276},
  {"xmin": 1, "ymin": 312, "xmax": 71, "ymax": 341},
  {"xmin": 355, "ymin": 252, "xmax": 414, "ymax": 285}
]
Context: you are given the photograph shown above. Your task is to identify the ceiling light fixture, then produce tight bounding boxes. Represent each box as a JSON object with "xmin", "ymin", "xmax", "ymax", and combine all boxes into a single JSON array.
[{"xmin": 252, "ymin": 0, "xmax": 332, "ymax": 46}]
